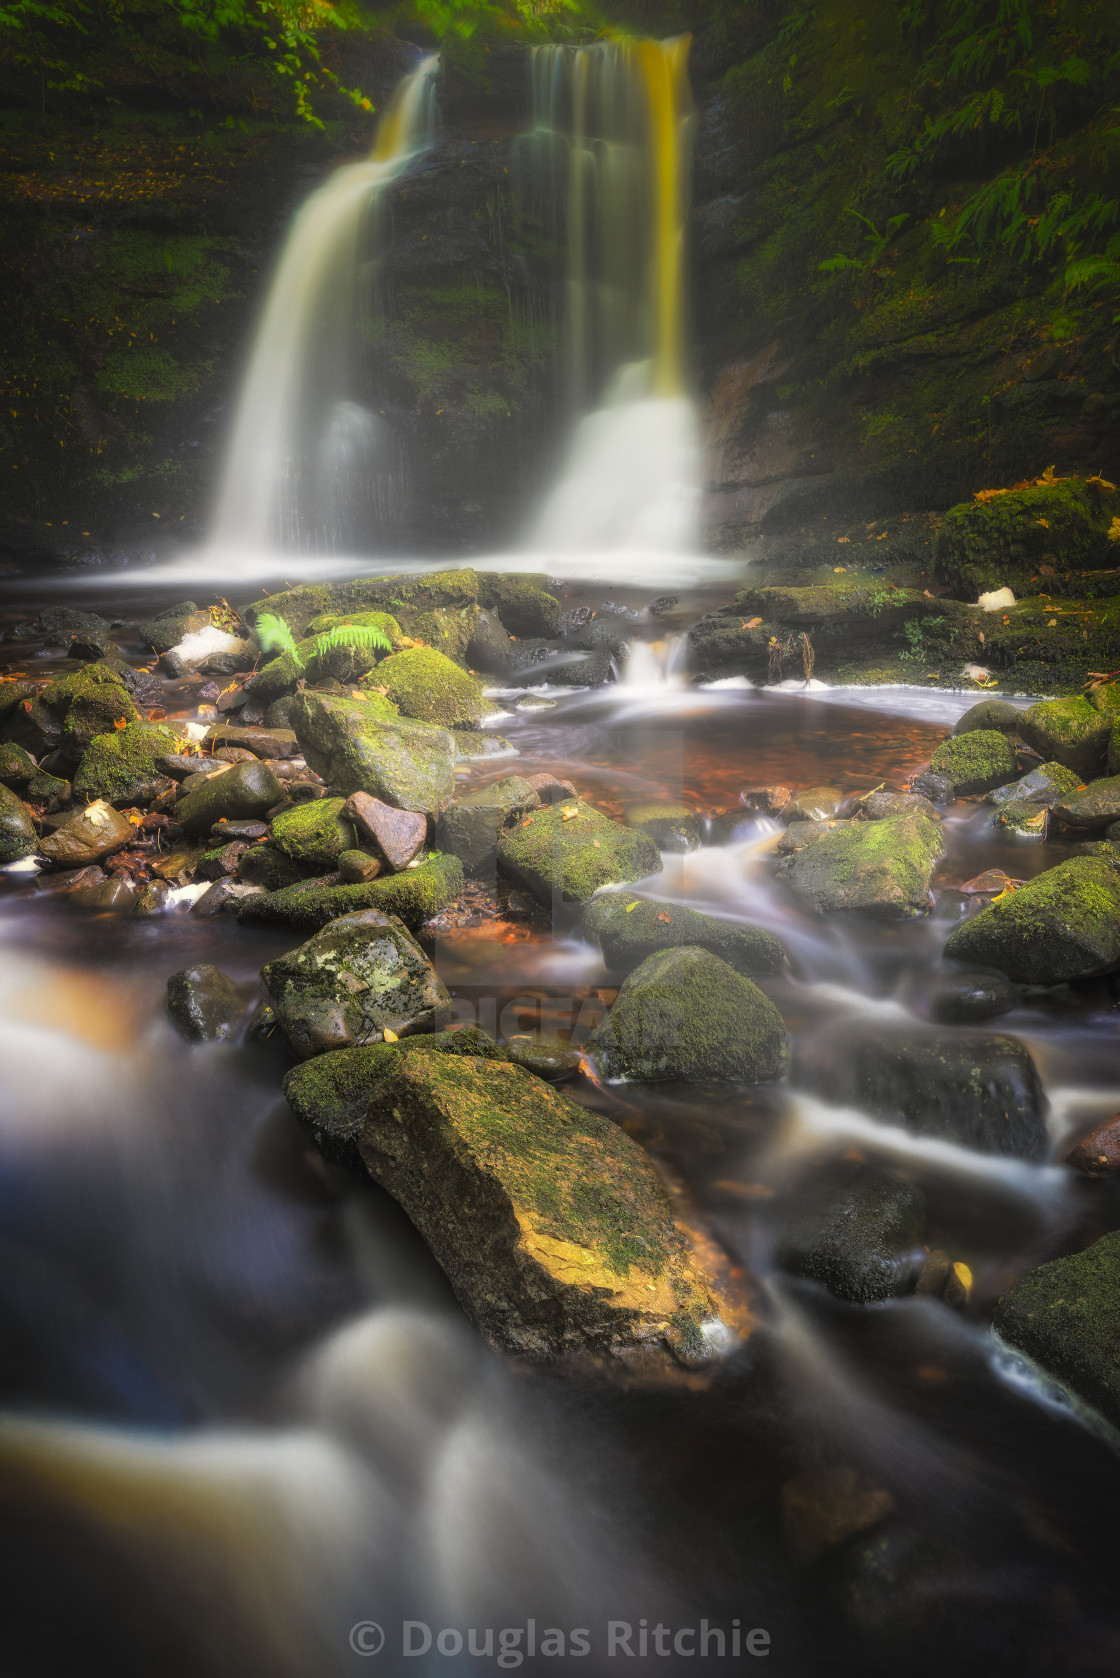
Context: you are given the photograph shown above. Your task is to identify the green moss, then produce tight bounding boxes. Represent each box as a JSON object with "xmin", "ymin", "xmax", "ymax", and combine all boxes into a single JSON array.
[
  {"xmin": 72, "ymin": 720, "xmax": 176, "ymax": 804},
  {"xmin": 776, "ymin": 812, "xmax": 946, "ymax": 917},
  {"xmin": 1020, "ymin": 697, "xmax": 1113, "ymax": 779},
  {"xmin": 583, "ymin": 895, "xmax": 787, "ymax": 977},
  {"xmin": 238, "ymin": 853, "xmax": 464, "ymax": 932},
  {"xmin": 375, "ymin": 647, "xmax": 495, "ymax": 729},
  {"xmin": 993, "ymin": 1232, "xmax": 1120, "ymax": 1429},
  {"xmin": 95, "ymin": 348, "xmax": 208, "ymax": 404},
  {"xmin": 270, "ymin": 797, "xmax": 356, "ymax": 871},
  {"xmin": 935, "ymin": 479, "xmax": 1116, "ymax": 598},
  {"xmin": 497, "ymin": 799, "xmax": 663, "ymax": 908},
  {"xmin": 43, "ymin": 665, "xmax": 138, "ymax": 753},
  {"xmin": 944, "ymin": 854, "xmax": 1120, "ymax": 983},
  {"xmin": 475, "ymin": 574, "xmax": 562, "ymax": 639},
  {"xmin": 930, "ymin": 728, "xmax": 1019, "ymax": 795}
]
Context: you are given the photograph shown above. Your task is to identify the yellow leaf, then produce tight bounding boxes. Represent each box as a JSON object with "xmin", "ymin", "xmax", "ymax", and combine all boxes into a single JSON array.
[
  {"xmin": 952, "ymin": 1261, "xmax": 973, "ymax": 1298},
  {"xmin": 560, "ymin": 806, "xmax": 578, "ymax": 820},
  {"xmin": 382, "ymin": 1028, "xmax": 398, "ymax": 1043},
  {"xmin": 1035, "ymin": 518, "xmax": 1049, "ymax": 528},
  {"xmin": 624, "ymin": 901, "xmax": 640, "ymax": 913}
]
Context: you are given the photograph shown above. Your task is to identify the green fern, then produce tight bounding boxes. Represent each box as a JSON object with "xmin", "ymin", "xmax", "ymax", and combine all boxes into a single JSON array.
[
  {"xmin": 256, "ymin": 612, "xmax": 302, "ymax": 666},
  {"xmin": 310, "ymin": 622, "xmax": 393, "ymax": 659}
]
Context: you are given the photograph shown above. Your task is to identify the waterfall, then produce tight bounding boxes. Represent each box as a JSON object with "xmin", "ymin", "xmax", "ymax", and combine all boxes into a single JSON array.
[
  {"xmin": 520, "ymin": 37, "xmax": 700, "ymax": 556},
  {"xmin": 210, "ymin": 55, "xmax": 439, "ymax": 556}
]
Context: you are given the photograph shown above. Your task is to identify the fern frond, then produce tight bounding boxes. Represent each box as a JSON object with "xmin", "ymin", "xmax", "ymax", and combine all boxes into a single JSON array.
[
  {"xmin": 256, "ymin": 612, "xmax": 302, "ymax": 666},
  {"xmin": 311, "ymin": 623, "xmax": 393, "ymax": 658}
]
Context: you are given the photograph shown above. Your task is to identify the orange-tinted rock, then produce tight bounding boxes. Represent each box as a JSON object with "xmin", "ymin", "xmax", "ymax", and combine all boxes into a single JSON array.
[{"xmin": 1066, "ymin": 1114, "xmax": 1120, "ymax": 1176}]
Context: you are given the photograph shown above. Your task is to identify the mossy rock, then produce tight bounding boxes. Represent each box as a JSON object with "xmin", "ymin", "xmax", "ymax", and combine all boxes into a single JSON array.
[
  {"xmin": 944, "ymin": 853, "xmax": 1120, "ymax": 984},
  {"xmin": 73, "ymin": 721, "xmax": 177, "ymax": 806},
  {"xmin": 270, "ymin": 798, "xmax": 356, "ymax": 872},
  {"xmin": 777, "ymin": 1160, "xmax": 926, "ymax": 1304},
  {"xmin": 1053, "ymin": 776, "xmax": 1120, "ymax": 830},
  {"xmin": 436, "ymin": 775, "xmax": 541, "ymax": 873},
  {"xmin": 987, "ymin": 761, "xmax": 1081, "ymax": 809},
  {"xmin": 291, "ymin": 691, "xmax": 457, "ymax": 816},
  {"xmin": 137, "ymin": 603, "xmax": 211, "ymax": 653},
  {"xmin": 1020, "ymin": 697, "xmax": 1113, "ymax": 779},
  {"xmin": 42, "ymin": 665, "xmax": 138, "ymax": 755},
  {"xmin": 248, "ymin": 613, "xmax": 404, "ymax": 700},
  {"xmin": 592, "ymin": 945, "xmax": 787, "ymax": 1085},
  {"xmin": 0, "ymin": 742, "xmax": 38, "ymax": 786},
  {"xmin": 929, "ymin": 729, "xmax": 1019, "ymax": 795},
  {"xmin": 934, "ymin": 479, "xmax": 1116, "ymax": 598},
  {"xmin": 687, "ymin": 619, "xmax": 773, "ymax": 681},
  {"xmin": 238, "ymin": 853, "xmax": 464, "ymax": 932},
  {"xmin": 0, "ymin": 780, "xmax": 37, "ymax": 863},
  {"xmin": 497, "ymin": 798, "xmax": 662, "ymax": 908},
  {"xmin": 1086, "ymin": 681, "xmax": 1120, "ymax": 716},
  {"xmin": 730, "ymin": 582, "xmax": 928, "ymax": 649},
  {"xmin": 245, "ymin": 570, "xmax": 481, "ymax": 641},
  {"xmin": 375, "ymin": 647, "xmax": 496, "ymax": 729},
  {"xmin": 235, "ymin": 841, "xmax": 305, "ymax": 891},
  {"xmin": 1108, "ymin": 716, "xmax": 1120, "ymax": 776},
  {"xmin": 476, "ymin": 573, "xmax": 562, "ymax": 638},
  {"xmin": 283, "ymin": 1040, "xmax": 734, "ymax": 1363},
  {"xmin": 261, "ymin": 908, "xmax": 451, "ymax": 1060},
  {"xmin": 583, "ymin": 894, "xmax": 786, "ymax": 978},
  {"xmin": 775, "ymin": 813, "xmax": 945, "ymax": 918},
  {"xmin": 952, "ymin": 699, "xmax": 1026, "ymax": 737},
  {"xmin": 625, "ymin": 803, "xmax": 703, "ymax": 853},
  {"xmin": 993, "ymin": 1232, "xmax": 1120, "ymax": 1430}
]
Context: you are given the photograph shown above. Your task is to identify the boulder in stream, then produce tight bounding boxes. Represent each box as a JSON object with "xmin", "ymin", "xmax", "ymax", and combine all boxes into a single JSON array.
[
  {"xmin": 582, "ymin": 893, "xmax": 786, "ymax": 977},
  {"xmin": 375, "ymin": 647, "xmax": 496, "ymax": 728},
  {"xmin": 175, "ymin": 759, "xmax": 284, "ymax": 834},
  {"xmin": 993, "ymin": 1232, "xmax": 1120, "ymax": 1429},
  {"xmin": 437, "ymin": 776, "xmax": 540, "ymax": 873},
  {"xmin": 344, "ymin": 791, "xmax": 428, "ymax": 871},
  {"xmin": 777, "ymin": 1159, "xmax": 926, "ymax": 1304},
  {"xmin": 1019, "ymin": 696, "xmax": 1112, "ymax": 779},
  {"xmin": 291, "ymin": 691, "xmax": 456, "ymax": 816},
  {"xmin": 497, "ymin": 797, "xmax": 661, "ymax": 907},
  {"xmin": 943, "ymin": 852, "xmax": 1120, "ymax": 984},
  {"xmin": 73, "ymin": 722, "xmax": 178, "ymax": 806},
  {"xmin": 624, "ymin": 803, "xmax": 703, "ymax": 853},
  {"xmin": 38, "ymin": 799, "xmax": 132, "ymax": 866},
  {"xmin": 591, "ymin": 945, "xmax": 788, "ymax": 1084},
  {"xmin": 0, "ymin": 780, "xmax": 38, "ymax": 863},
  {"xmin": 238, "ymin": 853, "xmax": 463, "ymax": 932},
  {"xmin": 270, "ymin": 797, "xmax": 356, "ymax": 872},
  {"xmin": 775, "ymin": 813, "xmax": 945, "ymax": 918},
  {"xmin": 284, "ymin": 1038, "xmax": 738, "ymax": 1364},
  {"xmin": 166, "ymin": 964, "xmax": 245, "ymax": 1043},
  {"xmin": 1053, "ymin": 775, "xmax": 1120, "ymax": 829},
  {"xmin": 0, "ymin": 743, "xmax": 37, "ymax": 788},
  {"xmin": 929, "ymin": 729, "xmax": 1019, "ymax": 795},
  {"xmin": 261, "ymin": 908, "xmax": 451, "ymax": 1059},
  {"xmin": 952, "ymin": 698, "xmax": 1025, "ymax": 737}
]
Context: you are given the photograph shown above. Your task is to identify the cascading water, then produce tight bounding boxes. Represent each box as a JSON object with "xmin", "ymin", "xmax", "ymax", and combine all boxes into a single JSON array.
[
  {"xmin": 210, "ymin": 55, "xmax": 439, "ymax": 558},
  {"xmin": 520, "ymin": 38, "xmax": 700, "ymax": 556}
]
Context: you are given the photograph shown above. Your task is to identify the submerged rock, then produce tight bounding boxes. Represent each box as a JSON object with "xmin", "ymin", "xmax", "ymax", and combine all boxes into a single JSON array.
[
  {"xmin": 291, "ymin": 691, "xmax": 456, "ymax": 816},
  {"xmin": 795, "ymin": 1025, "xmax": 1048, "ymax": 1160},
  {"xmin": 582, "ymin": 894, "xmax": 786, "ymax": 977},
  {"xmin": 591, "ymin": 945, "xmax": 788, "ymax": 1084},
  {"xmin": 271, "ymin": 797, "xmax": 356, "ymax": 872},
  {"xmin": 436, "ymin": 775, "xmax": 540, "ymax": 873},
  {"xmin": 262, "ymin": 909, "xmax": 451, "ymax": 1059},
  {"xmin": 624, "ymin": 802, "xmax": 703, "ymax": 853},
  {"xmin": 776, "ymin": 813, "xmax": 945, "ymax": 918},
  {"xmin": 1019, "ymin": 696, "xmax": 1112, "ymax": 779},
  {"xmin": 175, "ymin": 759, "xmax": 284, "ymax": 834},
  {"xmin": 929, "ymin": 729, "xmax": 1019, "ymax": 795},
  {"xmin": 503, "ymin": 1033, "xmax": 581, "ymax": 1081},
  {"xmin": 777, "ymin": 1159, "xmax": 926, "ymax": 1304},
  {"xmin": 137, "ymin": 602, "xmax": 210, "ymax": 652},
  {"xmin": 993, "ymin": 1232, "xmax": 1120, "ymax": 1429},
  {"xmin": 943, "ymin": 853, "xmax": 1120, "ymax": 984},
  {"xmin": 782, "ymin": 786, "xmax": 846, "ymax": 824},
  {"xmin": 0, "ymin": 781, "xmax": 37, "ymax": 863},
  {"xmin": 929, "ymin": 970, "xmax": 1016, "ymax": 1024},
  {"xmin": 497, "ymin": 798, "xmax": 661, "ymax": 908},
  {"xmin": 166, "ymin": 964, "xmax": 245, "ymax": 1043},
  {"xmin": 39, "ymin": 799, "xmax": 131, "ymax": 866},
  {"xmin": 284, "ymin": 1039, "xmax": 736, "ymax": 1363},
  {"xmin": 238, "ymin": 853, "xmax": 464, "ymax": 932}
]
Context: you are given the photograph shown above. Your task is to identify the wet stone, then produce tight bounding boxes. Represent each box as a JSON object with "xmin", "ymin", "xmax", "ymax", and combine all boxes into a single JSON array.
[
  {"xmin": 166, "ymin": 964, "xmax": 245, "ymax": 1043},
  {"xmin": 344, "ymin": 790, "xmax": 428, "ymax": 871},
  {"xmin": 503, "ymin": 1034, "xmax": 581, "ymax": 1081},
  {"xmin": 777, "ymin": 1159, "xmax": 926, "ymax": 1305},
  {"xmin": 1066, "ymin": 1114, "xmax": 1120, "ymax": 1176},
  {"xmin": 35, "ymin": 864, "xmax": 107, "ymax": 894},
  {"xmin": 338, "ymin": 848, "xmax": 383, "ymax": 884},
  {"xmin": 39, "ymin": 799, "xmax": 132, "ymax": 866},
  {"xmin": 782, "ymin": 786, "xmax": 846, "ymax": 823},
  {"xmin": 929, "ymin": 970, "xmax": 1016, "ymax": 1024}
]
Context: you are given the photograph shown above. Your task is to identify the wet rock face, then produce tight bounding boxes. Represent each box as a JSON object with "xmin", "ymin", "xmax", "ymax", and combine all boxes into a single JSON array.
[
  {"xmin": 496, "ymin": 798, "xmax": 662, "ymax": 909},
  {"xmin": 775, "ymin": 813, "xmax": 945, "ymax": 919},
  {"xmin": 291, "ymin": 691, "xmax": 456, "ymax": 817},
  {"xmin": 943, "ymin": 853, "xmax": 1120, "ymax": 984},
  {"xmin": 624, "ymin": 802, "xmax": 703, "ymax": 853},
  {"xmin": 929, "ymin": 729, "xmax": 1019, "ymax": 796},
  {"xmin": 0, "ymin": 781, "xmax": 38, "ymax": 863},
  {"xmin": 993, "ymin": 1232, "xmax": 1120, "ymax": 1429},
  {"xmin": 987, "ymin": 761, "xmax": 1081, "ymax": 812},
  {"xmin": 261, "ymin": 908, "xmax": 452, "ymax": 1060},
  {"xmin": 39, "ymin": 799, "xmax": 132, "ymax": 866},
  {"xmin": 794, "ymin": 1026, "xmax": 1049, "ymax": 1161},
  {"xmin": 175, "ymin": 759, "xmax": 284, "ymax": 834},
  {"xmin": 591, "ymin": 945, "xmax": 788, "ymax": 1085},
  {"xmin": 166, "ymin": 964, "xmax": 245, "ymax": 1043},
  {"xmin": 283, "ymin": 1040, "xmax": 735, "ymax": 1364},
  {"xmin": 582, "ymin": 894, "xmax": 786, "ymax": 978},
  {"xmin": 777, "ymin": 1160, "xmax": 926, "ymax": 1304}
]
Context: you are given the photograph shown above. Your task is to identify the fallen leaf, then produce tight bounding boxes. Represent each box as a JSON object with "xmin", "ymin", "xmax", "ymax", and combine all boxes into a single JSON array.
[
  {"xmin": 113, "ymin": 717, "xmax": 128, "ymax": 730},
  {"xmin": 591, "ymin": 839, "xmax": 600, "ymax": 848},
  {"xmin": 521, "ymin": 817, "xmax": 534, "ymax": 827},
  {"xmin": 1035, "ymin": 518, "xmax": 1050, "ymax": 529},
  {"xmin": 560, "ymin": 806, "xmax": 578, "ymax": 821},
  {"xmin": 624, "ymin": 901, "xmax": 640, "ymax": 913},
  {"xmin": 744, "ymin": 616, "xmax": 763, "ymax": 628},
  {"xmin": 978, "ymin": 631, "xmax": 985, "ymax": 644},
  {"xmin": 657, "ymin": 911, "xmax": 671, "ymax": 923},
  {"xmin": 837, "ymin": 536, "xmax": 851, "ymax": 544},
  {"xmin": 1047, "ymin": 618, "xmax": 1057, "ymax": 627},
  {"xmin": 834, "ymin": 566, "xmax": 847, "ymax": 573},
  {"xmin": 382, "ymin": 1028, "xmax": 398, "ymax": 1042}
]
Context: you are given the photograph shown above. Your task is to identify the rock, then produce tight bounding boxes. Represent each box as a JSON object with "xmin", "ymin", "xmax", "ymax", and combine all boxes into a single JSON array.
[
  {"xmin": 202, "ymin": 725, "xmax": 301, "ymax": 760},
  {"xmin": 776, "ymin": 813, "xmax": 945, "ymax": 918},
  {"xmin": 235, "ymin": 841, "xmax": 305, "ymax": 891},
  {"xmin": 270, "ymin": 797, "xmax": 356, "ymax": 872},
  {"xmin": 436, "ymin": 776, "xmax": 540, "ymax": 873},
  {"xmin": 137, "ymin": 603, "xmax": 209, "ymax": 652},
  {"xmin": 158, "ymin": 651, "xmax": 188, "ymax": 678},
  {"xmin": 291, "ymin": 691, "xmax": 456, "ymax": 816},
  {"xmin": 782, "ymin": 785, "xmax": 846, "ymax": 823},
  {"xmin": 73, "ymin": 721, "xmax": 179, "ymax": 806},
  {"xmin": 0, "ymin": 781, "xmax": 38, "ymax": 862},
  {"xmin": 794, "ymin": 1025, "xmax": 1048, "ymax": 1160},
  {"xmin": 780, "ymin": 1465, "xmax": 896, "ymax": 1564},
  {"xmin": 175, "ymin": 759, "xmax": 284, "ymax": 835},
  {"xmin": 27, "ymin": 771, "xmax": 70, "ymax": 808},
  {"xmin": 1086, "ymin": 680, "xmax": 1120, "ymax": 717},
  {"xmin": 338, "ymin": 849, "xmax": 382, "ymax": 883},
  {"xmin": 777, "ymin": 819, "xmax": 856, "ymax": 854},
  {"xmin": 213, "ymin": 746, "xmax": 258, "ymax": 764},
  {"xmin": 934, "ymin": 476, "xmax": 1115, "ymax": 596},
  {"xmin": 523, "ymin": 772, "xmax": 578, "ymax": 804},
  {"xmin": 952, "ymin": 699, "xmax": 1025, "ymax": 737},
  {"xmin": 777, "ymin": 1159, "xmax": 926, "ymax": 1304},
  {"xmin": 929, "ymin": 971, "xmax": 1016, "ymax": 1024},
  {"xmin": 237, "ymin": 853, "xmax": 464, "ymax": 932},
  {"xmin": 992, "ymin": 1232, "xmax": 1120, "ymax": 1429},
  {"xmin": 591, "ymin": 946, "xmax": 788, "ymax": 1084},
  {"xmin": 35, "ymin": 864, "xmax": 107, "ymax": 895},
  {"xmin": 159, "ymin": 753, "xmax": 224, "ymax": 781},
  {"xmin": 1066, "ymin": 1115, "xmax": 1120, "ymax": 1176},
  {"xmin": 1112, "ymin": 717, "xmax": 1120, "ymax": 776},
  {"xmin": 987, "ymin": 760, "xmax": 1080, "ymax": 809},
  {"xmin": 166, "ymin": 964, "xmax": 245, "ymax": 1043},
  {"xmin": 1019, "ymin": 696, "xmax": 1112, "ymax": 779},
  {"xmin": 375, "ymin": 647, "xmax": 496, "ymax": 728},
  {"xmin": 624, "ymin": 802, "xmax": 703, "ymax": 853},
  {"xmin": 261, "ymin": 909, "xmax": 451, "ymax": 1059},
  {"xmin": 212, "ymin": 820, "xmax": 269, "ymax": 841},
  {"xmin": 40, "ymin": 664, "xmax": 138, "ymax": 756},
  {"xmin": 69, "ymin": 877, "xmax": 137, "ymax": 913},
  {"xmin": 743, "ymin": 784, "xmax": 793, "ymax": 814},
  {"xmin": 582, "ymin": 894, "xmax": 786, "ymax": 977},
  {"xmin": 909, "ymin": 769, "xmax": 954, "ymax": 805},
  {"xmin": 477, "ymin": 573, "xmax": 562, "ymax": 638},
  {"xmin": 284, "ymin": 1040, "xmax": 733, "ymax": 1363},
  {"xmin": 464, "ymin": 607, "xmax": 512, "ymax": 674},
  {"xmin": 0, "ymin": 743, "xmax": 37, "ymax": 787},
  {"xmin": 943, "ymin": 853, "xmax": 1120, "ymax": 984},
  {"xmin": 196, "ymin": 840, "xmax": 250, "ymax": 880},
  {"xmin": 454, "ymin": 733, "xmax": 518, "ymax": 761},
  {"xmin": 929, "ymin": 729, "xmax": 1019, "ymax": 795},
  {"xmin": 191, "ymin": 879, "xmax": 264, "ymax": 915},
  {"xmin": 263, "ymin": 695, "xmax": 300, "ymax": 730},
  {"xmin": 135, "ymin": 879, "xmax": 172, "ymax": 914},
  {"xmin": 497, "ymin": 798, "xmax": 661, "ymax": 908},
  {"xmin": 343, "ymin": 790, "xmax": 429, "ymax": 871},
  {"xmin": 858, "ymin": 790, "xmax": 939, "ymax": 823},
  {"xmin": 39, "ymin": 799, "xmax": 132, "ymax": 866},
  {"xmin": 504, "ymin": 1034, "xmax": 581, "ymax": 1081},
  {"xmin": 1053, "ymin": 775, "xmax": 1120, "ymax": 829}
]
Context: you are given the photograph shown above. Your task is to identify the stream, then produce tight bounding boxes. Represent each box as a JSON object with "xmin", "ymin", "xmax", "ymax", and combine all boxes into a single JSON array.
[{"xmin": 2, "ymin": 579, "xmax": 1120, "ymax": 1678}]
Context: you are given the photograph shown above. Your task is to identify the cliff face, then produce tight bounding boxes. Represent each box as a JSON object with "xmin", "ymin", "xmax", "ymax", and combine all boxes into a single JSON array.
[{"xmin": 2, "ymin": 5, "xmax": 1117, "ymax": 570}]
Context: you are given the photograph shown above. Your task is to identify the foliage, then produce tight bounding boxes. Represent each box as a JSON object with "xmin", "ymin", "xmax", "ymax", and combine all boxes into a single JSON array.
[
  {"xmin": 255, "ymin": 611, "xmax": 300, "ymax": 659},
  {"xmin": 312, "ymin": 621, "xmax": 393, "ymax": 658}
]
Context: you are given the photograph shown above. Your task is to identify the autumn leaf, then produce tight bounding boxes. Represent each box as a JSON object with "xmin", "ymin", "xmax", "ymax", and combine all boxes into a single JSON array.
[
  {"xmin": 521, "ymin": 817, "xmax": 534, "ymax": 827},
  {"xmin": 837, "ymin": 536, "xmax": 851, "ymax": 544},
  {"xmin": 743, "ymin": 616, "xmax": 763, "ymax": 628},
  {"xmin": 113, "ymin": 717, "xmax": 128, "ymax": 730},
  {"xmin": 624, "ymin": 901, "xmax": 640, "ymax": 913},
  {"xmin": 382, "ymin": 1028, "xmax": 398, "ymax": 1042},
  {"xmin": 591, "ymin": 839, "xmax": 601, "ymax": 848},
  {"xmin": 560, "ymin": 806, "xmax": 578, "ymax": 821},
  {"xmin": 657, "ymin": 911, "xmax": 671, "ymax": 923}
]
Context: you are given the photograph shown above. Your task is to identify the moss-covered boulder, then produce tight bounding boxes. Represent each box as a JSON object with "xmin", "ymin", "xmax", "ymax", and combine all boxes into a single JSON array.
[
  {"xmin": 374, "ymin": 647, "xmax": 496, "ymax": 729},
  {"xmin": 776, "ymin": 813, "xmax": 945, "ymax": 918},
  {"xmin": 270, "ymin": 798, "xmax": 356, "ymax": 872},
  {"xmin": 583, "ymin": 894, "xmax": 786, "ymax": 978},
  {"xmin": 436, "ymin": 775, "xmax": 541, "ymax": 873},
  {"xmin": 175, "ymin": 759, "xmax": 284, "ymax": 835},
  {"xmin": 497, "ymin": 798, "xmax": 661, "ymax": 908},
  {"xmin": 777, "ymin": 1160, "xmax": 926, "ymax": 1304},
  {"xmin": 291, "ymin": 691, "xmax": 456, "ymax": 816},
  {"xmin": 0, "ymin": 742, "xmax": 37, "ymax": 787},
  {"xmin": 137, "ymin": 602, "xmax": 211, "ymax": 653},
  {"xmin": 1019, "ymin": 697, "xmax": 1112, "ymax": 779},
  {"xmin": 929, "ymin": 729, "xmax": 1019, "ymax": 795},
  {"xmin": 934, "ymin": 478, "xmax": 1116, "ymax": 597},
  {"xmin": 1111, "ymin": 717, "xmax": 1120, "ymax": 777},
  {"xmin": 246, "ymin": 612, "xmax": 404, "ymax": 700},
  {"xmin": 993, "ymin": 1232, "xmax": 1120, "ymax": 1429},
  {"xmin": 72, "ymin": 722, "xmax": 178, "ymax": 806},
  {"xmin": 284, "ymin": 1039, "xmax": 737, "ymax": 1363},
  {"xmin": 246, "ymin": 570, "xmax": 480, "ymax": 643},
  {"xmin": 795, "ymin": 1025, "xmax": 1048, "ymax": 1160},
  {"xmin": 943, "ymin": 853, "xmax": 1120, "ymax": 984},
  {"xmin": 987, "ymin": 761, "xmax": 1081, "ymax": 809},
  {"xmin": 0, "ymin": 780, "xmax": 37, "ymax": 863},
  {"xmin": 591, "ymin": 946, "xmax": 788, "ymax": 1084},
  {"xmin": 235, "ymin": 841, "xmax": 305, "ymax": 892},
  {"xmin": 237, "ymin": 853, "xmax": 464, "ymax": 932},
  {"xmin": 624, "ymin": 802, "xmax": 703, "ymax": 853},
  {"xmin": 1054, "ymin": 776, "xmax": 1120, "ymax": 830},
  {"xmin": 37, "ymin": 665, "xmax": 138, "ymax": 758},
  {"xmin": 476, "ymin": 573, "xmax": 562, "ymax": 639},
  {"xmin": 261, "ymin": 909, "xmax": 451, "ymax": 1060},
  {"xmin": 952, "ymin": 698, "xmax": 1026, "ymax": 737}
]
